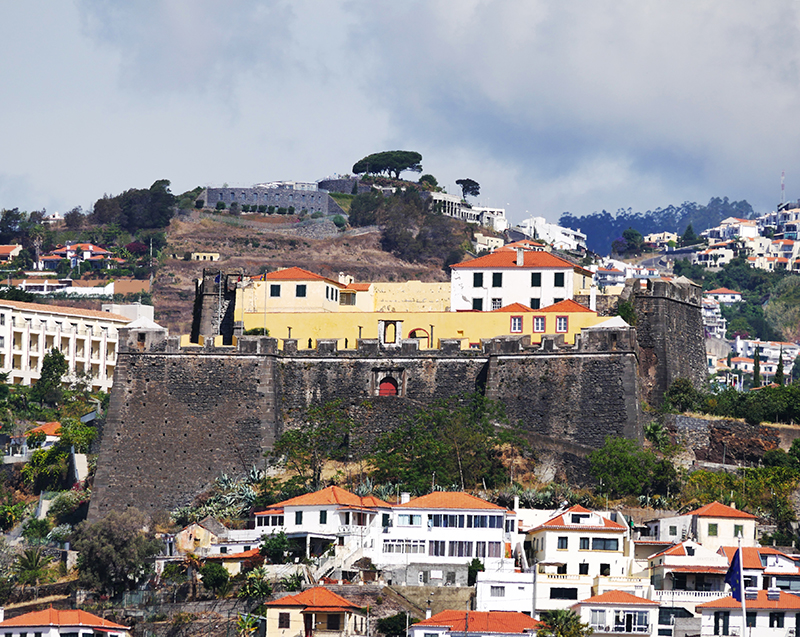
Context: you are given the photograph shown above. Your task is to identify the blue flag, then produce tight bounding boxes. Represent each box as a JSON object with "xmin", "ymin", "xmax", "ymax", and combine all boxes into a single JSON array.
[{"xmin": 725, "ymin": 548, "xmax": 743, "ymax": 602}]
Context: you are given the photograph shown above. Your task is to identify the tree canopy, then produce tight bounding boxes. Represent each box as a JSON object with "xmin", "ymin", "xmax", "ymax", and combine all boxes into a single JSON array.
[
  {"xmin": 588, "ymin": 436, "xmax": 678, "ymax": 498},
  {"xmin": 90, "ymin": 179, "xmax": 176, "ymax": 233},
  {"xmin": 455, "ymin": 178, "xmax": 480, "ymax": 200},
  {"xmin": 352, "ymin": 151, "xmax": 422, "ymax": 179}
]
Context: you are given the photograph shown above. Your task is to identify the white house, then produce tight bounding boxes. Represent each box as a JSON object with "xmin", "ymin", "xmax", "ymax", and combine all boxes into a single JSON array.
[
  {"xmin": 0, "ymin": 608, "xmax": 129, "ymax": 637},
  {"xmin": 644, "ymin": 502, "xmax": 758, "ymax": 551},
  {"xmin": 525, "ymin": 506, "xmax": 639, "ymax": 613},
  {"xmin": 704, "ymin": 288, "xmax": 743, "ymax": 305},
  {"xmin": 0, "ymin": 300, "xmax": 132, "ymax": 391},
  {"xmin": 702, "ymin": 298, "xmax": 728, "ymax": 340},
  {"xmin": 696, "ymin": 589, "xmax": 800, "ymax": 637},
  {"xmin": 409, "ymin": 610, "xmax": 540, "ymax": 637},
  {"xmin": 450, "ymin": 249, "xmax": 592, "ymax": 311},
  {"xmin": 718, "ymin": 547, "xmax": 800, "ymax": 593},
  {"xmin": 515, "ymin": 217, "xmax": 588, "ymax": 252},
  {"xmin": 572, "ymin": 590, "xmax": 659, "ymax": 637}
]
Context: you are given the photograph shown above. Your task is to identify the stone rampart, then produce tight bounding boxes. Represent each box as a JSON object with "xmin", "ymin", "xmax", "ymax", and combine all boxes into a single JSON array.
[{"xmin": 89, "ymin": 327, "xmax": 642, "ymax": 519}]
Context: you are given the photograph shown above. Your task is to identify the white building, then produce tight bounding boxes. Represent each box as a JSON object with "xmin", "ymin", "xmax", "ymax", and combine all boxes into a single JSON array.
[
  {"xmin": 0, "ymin": 608, "xmax": 129, "ymax": 637},
  {"xmin": 515, "ymin": 217, "xmax": 587, "ymax": 252},
  {"xmin": 644, "ymin": 502, "xmax": 758, "ymax": 551},
  {"xmin": 734, "ymin": 337, "xmax": 799, "ymax": 379},
  {"xmin": 705, "ymin": 288, "xmax": 743, "ymax": 305},
  {"xmin": 450, "ymin": 248, "xmax": 593, "ymax": 311},
  {"xmin": 0, "ymin": 300, "xmax": 133, "ymax": 391},
  {"xmin": 718, "ymin": 547, "xmax": 800, "ymax": 593},
  {"xmin": 427, "ymin": 193, "xmax": 508, "ymax": 232},
  {"xmin": 702, "ymin": 298, "xmax": 728, "ymax": 340},
  {"xmin": 701, "ymin": 217, "xmax": 759, "ymax": 242},
  {"xmin": 572, "ymin": 590, "xmax": 659, "ymax": 637},
  {"xmin": 696, "ymin": 589, "xmax": 800, "ymax": 637}
]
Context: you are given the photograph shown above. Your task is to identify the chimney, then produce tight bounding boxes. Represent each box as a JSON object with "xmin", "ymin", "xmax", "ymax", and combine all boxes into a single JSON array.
[
  {"xmin": 514, "ymin": 495, "xmax": 520, "ymax": 511},
  {"xmin": 730, "ymin": 502, "xmax": 736, "ymax": 509},
  {"xmin": 516, "ymin": 248, "xmax": 524, "ymax": 266},
  {"xmin": 400, "ymin": 492, "xmax": 411, "ymax": 504},
  {"xmin": 426, "ymin": 607, "xmax": 432, "ymax": 619}
]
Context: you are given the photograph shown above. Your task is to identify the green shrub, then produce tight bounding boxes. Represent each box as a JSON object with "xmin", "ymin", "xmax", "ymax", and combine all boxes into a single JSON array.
[{"xmin": 216, "ymin": 201, "xmax": 226, "ymax": 210}]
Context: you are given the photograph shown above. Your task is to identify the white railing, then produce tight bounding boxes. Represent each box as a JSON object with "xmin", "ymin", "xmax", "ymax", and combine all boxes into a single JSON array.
[
  {"xmin": 653, "ymin": 589, "xmax": 726, "ymax": 603},
  {"xmin": 590, "ymin": 625, "xmax": 651, "ymax": 634}
]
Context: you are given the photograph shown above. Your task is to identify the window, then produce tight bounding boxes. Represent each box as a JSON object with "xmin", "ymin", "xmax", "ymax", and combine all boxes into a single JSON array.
[
  {"xmin": 491, "ymin": 298, "xmax": 502, "ymax": 310},
  {"xmin": 669, "ymin": 525, "xmax": 677, "ymax": 536},
  {"xmin": 557, "ymin": 537, "xmax": 568, "ymax": 549},
  {"xmin": 295, "ymin": 511, "xmax": 303, "ymax": 525},
  {"xmin": 708, "ymin": 523, "xmax": 718, "ymax": 537},
  {"xmin": 488, "ymin": 542, "xmax": 502, "ymax": 557},
  {"xmin": 220, "ymin": 547, "xmax": 227, "ymax": 554},
  {"xmin": 398, "ymin": 514, "xmax": 421, "ymax": 526},
  {"xmin": 472, "ymin": 298, "xmax": 483, "ymax": 311},
  {"xmin": 327, "ymin": 614, "xmax": 341, "ymax": 631},
  {"xmin": 429, "ymin": 540, "xmax": 446, "ymax": 556},
  {"xmin": 270, "ymin": 284, "xmax": 280, "ymax": 297},
  {"xmin": 473, "ymin": 273, "xmax": 483, "ymax": 287},
  {"xmin": 591, "ymin": 538, "xmax": 619, "ymax": 551},
  {"xmin": 382, "ymin": 513, "xmax": 391, "ymax": 527},
  {"xmin": 591, "ymin": 610, "xmax": 606, "ymax": 627},
  {"xmin": 446, "ymin": 572, "xmax": 456, "ymax": 585},
  {"xmin": 553, "ymin": 298, "xmax": 564, "ymax": 304},
  {"xmin": 554, "ymin": 272, "xmax": 565, "ymax": 287},
  {"xmin": 295, "ymin": 284, "xmax": 307, "ymax": 297},
  {"xmin": 746, "ymin": 612, "xmax": 756, "ymax": 627},
  {"xmin": 557, "ymin": 564, "xmax": 567, "ymax": 574},
  {"xmin": 530, "ymin": 298, "xmax": 541, "ymax": 309},
  {"xmin": 534, "ymin": 317, "xmax": 545, "ymax": 332},
  {"xmin": 714, "ymin": 611, "xmax": 729, "ymax": 635},
  {"xmin": 770, "ymin": 612, "xmax": 785, "ymax": 628},
  {"xmin": 734, "ymin": 524, "xmax": 743, "ymax": 537},
  {"xmin": 490, "ymin": 586, "xmax": 505, "ymax": 597},
  {"xmin": 476, "ymin": 542, "xmax": 486, "ymax": 558},
  {"xmin": 579, "ymin": 563, "xmax": 589, "ymax": 575},
  {"xmin": 340, "ymin": 292, "xmax": 356, "ymax": 306},
  {"xmin": 0, "ymin": 314, "xmax": 4, "ymax": 325},
  {"xmin": 600, "ymin": 563, "xmax": 610, "ymax": 576},
  {"xmin": 550, "ymin": 588, "xmax": 578, "ymax": 600},
  {"xmin": 492, "ymin": 272, "xmax": 503, "ymax": 287},
  {"xmin": 511, "ymin": 316, "xmax": 523, "ymax": 333},
  {"xmin": 556, "ymin": 316, "xmax": 568, "ymax": 333},
  {"xmin": 531, "ymin": 273, "xmax": 541, "ymax": 287},
  {"xmin": 319, "ymin": 510, "xmax": 327, "ymax": 524},
  {"xmin": 579, "ymin": 537, "xmax": 590, "ymax": 550}
]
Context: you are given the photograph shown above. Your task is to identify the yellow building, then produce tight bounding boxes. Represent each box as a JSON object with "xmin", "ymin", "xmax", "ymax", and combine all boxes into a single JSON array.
[
  {"xmin": 264, "ymin": 587, "xmax": 367, "ymax": 637},
  {"xmin": 238, "ymin": 298, "xmax": 606, "ymax": 350}
]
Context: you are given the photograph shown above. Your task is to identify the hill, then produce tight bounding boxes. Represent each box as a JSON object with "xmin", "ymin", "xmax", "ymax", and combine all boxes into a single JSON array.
[
  {"xmin": 560, "ymin": 196, "xmax": 754, "ymax": 254},
  {"xmin": 152, "ymin": 212, "xmax": 450, "ymax": 335}
]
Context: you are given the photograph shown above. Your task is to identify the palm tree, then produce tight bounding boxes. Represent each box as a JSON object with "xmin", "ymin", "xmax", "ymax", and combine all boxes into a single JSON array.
[
  {"xmin": 13, "ymin": 547, "xmax": 52, "ymax": 599},
  {"xmin": 183, "ymin": 553, "xmax": 202, "ymax": 601},
  {"xmin": 538, "ymin": 609, "xmax": 593, "ymax": 637}
]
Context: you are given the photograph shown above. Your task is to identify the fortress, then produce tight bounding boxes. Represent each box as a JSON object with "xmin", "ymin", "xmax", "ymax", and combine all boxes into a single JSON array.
[{"xmin": 88, "ymin": 277, "xmax": 705, "ymax": 520}]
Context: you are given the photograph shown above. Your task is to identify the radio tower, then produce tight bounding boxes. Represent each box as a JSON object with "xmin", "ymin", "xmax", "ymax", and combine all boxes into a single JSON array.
[{"xmin": 781, "ymin": 170, "xmax": 785, "ymax": 205}]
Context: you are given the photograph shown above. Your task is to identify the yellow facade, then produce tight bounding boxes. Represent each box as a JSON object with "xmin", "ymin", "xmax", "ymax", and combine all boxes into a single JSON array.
[
  {"xmin": 372, "ymin": 280, "xmax": 450, "ymax": 312},
  {"xmin": 238, "ymin": 307, "xmax": 605, "ymax": 350}
]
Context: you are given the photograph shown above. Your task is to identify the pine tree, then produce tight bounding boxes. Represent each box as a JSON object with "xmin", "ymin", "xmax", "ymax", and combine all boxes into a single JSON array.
[
  {"xmin": 776, "ymin": 347, "xmax": 785, "ymax": 386},
  {"xmin": 753, "ymin": 347, "xmax": 761, "ymax": 387}
]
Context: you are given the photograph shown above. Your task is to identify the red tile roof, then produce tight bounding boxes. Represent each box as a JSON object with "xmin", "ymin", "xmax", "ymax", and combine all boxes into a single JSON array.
[
  {"xmin": 575, "ymin": 590, "xmax": 658, "ymax": 606},
  {"xmin": 538, "ymin": 299, "xmax": 595, "ymax": 313},
  {"xmin": 254, "ymin": 486, "xmax": 390, "ymax": 515},
  {"xmin": 662, "ymin": 566, "xmax": 728, "ymax": 574},
  {"xmin": 265, "ymin": 586, "xmax": 361, "ymax": 610},
  {"xmin": 206, "ymin": 548, "xmax": 260, "ymax": 560},
  {"xmin": 698, "ymin": 590, "xmax": 800, "ymax": 610},
  {"xmin": 0, "ymin": 608, "xmax": 128, "ymax": 630},
  {"xmin": 0, "ymin": 245, "xmax": 20, "ymax": 257},
  {"xmin": 705, "ymin": 288, "xmax": 741, "ymax": 295},
  {"xmin": 345, "ymin": 283, "xmax": 371, "ymax": 291},
  {"xmin": 28, "ymin": 421, "xmax": 61, "ymax": 437},
  {"xmin": 395, "ymin": 491, "xmax": 507, "ymax": 511},
  {"xmin": 0, "ymin": 299, "xmax": 131, "ymax": 322},
  {"xmin": 533, "ymin": 505, "xmax": 626, "ymax": 531},
  {"xmin": 684, "ymin": 501, "xmax": 756, "ymax": 519},
  {"xmin": 414, "ymin": 610, "xmax": 541, "ymax": 633},
  {"xmin": 493, "ymin": 302, "xmax": 536, "ymax": 313},
  {"xmin": 264, "ymin": 267, "xmax": 340, "ymax": 285},
  {"xmin": 718, "ymin": 546, "xmax": 787, "ymax": 570},
  {"xmin": 451, "ymin": 250, "xmax": 576, "ymax": 270}
]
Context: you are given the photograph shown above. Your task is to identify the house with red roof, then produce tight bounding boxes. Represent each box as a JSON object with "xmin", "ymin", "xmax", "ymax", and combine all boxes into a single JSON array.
[
  {"xmin": 696, "ymin": 589, "xmax": 800, "ymax": 637},
  {"xmin": 647, "ymin": 540, "xmax": 730, "ymax": 612},
  {"xmin": 644, "ymin": 502, "xmax": 758, "ymax": 550},
  {"xmin": 409, "ymin": 610, "xmax": 541, "ymax": 637},
  {"xmin": 36, "ymin": 243, "xmax": 115, "ymax": 271},
  {"xmin": 8, "ymin": 421, "xmax": 62, "ymax": 458},
  {"xmin": 449, "ymin": 248, "xmax": 593, "ymax": 312},
  {"xmin": 572, "ymin": 590, "xmax": 659, "ymax": 637},
  {"xmin": 264, "ymin": 586, "xmax": 366, "ymax": 637},
  {"xmin": 704, "ymin": 288, "xmax": 743, "ymax": 305},
  {"xmin": 515, "ymin": 506, "xmax": 636, "ymax": 614},
  {"xmin": 718, "ymin": 546, "xmax": 800, "ymax": 593},
  {"xmin": 0, "ymin": 244, "xmax": 22, "ymax": 264},
  {"xmin": 0, "ymin": 607, "xmax": 129, "ymax": 637}
]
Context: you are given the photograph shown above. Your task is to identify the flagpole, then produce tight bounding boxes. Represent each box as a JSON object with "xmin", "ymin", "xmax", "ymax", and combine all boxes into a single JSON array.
[{"xmin": 738, "ymin": 538, "xmax": 746, "ymax": 637}]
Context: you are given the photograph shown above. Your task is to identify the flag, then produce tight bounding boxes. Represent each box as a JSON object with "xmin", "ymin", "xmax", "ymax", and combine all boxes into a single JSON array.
[{"xmin": 725, "ymin": 548, "xmax": 743, "ymax": 602}]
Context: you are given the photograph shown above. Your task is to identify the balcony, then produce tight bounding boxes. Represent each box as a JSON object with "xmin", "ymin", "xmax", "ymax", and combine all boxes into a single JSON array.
[
  {"xmin": 590, "ymin": 624, "xmax": 651, "ymax": 634},
  {"xmin": 653, "ymin": 589, "xmax": 726, "ymax": 604}
]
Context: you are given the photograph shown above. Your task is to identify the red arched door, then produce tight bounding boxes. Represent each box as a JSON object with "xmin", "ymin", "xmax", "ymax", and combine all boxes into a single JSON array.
[{"xmin": 378, "ymin": 377, "xmax": 398, "ymax": 396}]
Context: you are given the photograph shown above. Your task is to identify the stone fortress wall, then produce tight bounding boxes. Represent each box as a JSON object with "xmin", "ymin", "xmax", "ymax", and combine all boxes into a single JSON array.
[{"xmin": 88, "ymin": 278, "xmax": 704, "ymax": 520}]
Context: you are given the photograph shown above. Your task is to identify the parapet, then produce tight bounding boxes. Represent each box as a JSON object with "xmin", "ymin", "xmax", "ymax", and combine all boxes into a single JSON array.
[{"xmin": 632, "ymin": 276, "xmax": 702, "ymax": 306}]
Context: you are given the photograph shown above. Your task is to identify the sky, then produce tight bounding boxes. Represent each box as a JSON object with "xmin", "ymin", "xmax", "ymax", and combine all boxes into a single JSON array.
[{"xmin": 2, "ymin": 1, "xmax": 800, "ymax": 227}]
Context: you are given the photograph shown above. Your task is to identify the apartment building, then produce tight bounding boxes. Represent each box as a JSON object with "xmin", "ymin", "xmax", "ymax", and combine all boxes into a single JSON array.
[{"xmin": 0, "ymin": 300, "xmax": 132, "ymax": 391}]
